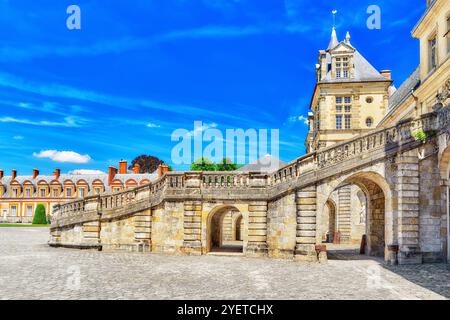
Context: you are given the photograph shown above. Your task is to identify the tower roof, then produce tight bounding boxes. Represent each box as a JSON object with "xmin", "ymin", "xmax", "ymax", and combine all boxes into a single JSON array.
[{"xmin": 327, "ymin": 27, "xmax": 339, "ymax": 50}]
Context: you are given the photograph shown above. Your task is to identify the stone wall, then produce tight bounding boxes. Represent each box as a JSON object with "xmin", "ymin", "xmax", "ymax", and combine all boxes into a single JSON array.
[
  {"xmin": 100, "ymin": 216, "xmax": 135, "ymax": 251},
  {"xmin": 151, "ymin": 202, "xmax": 184, "ymax": 254},
  {"xmin": 419, "ymin": 149, "xmax": 446, "ymax": 262},
  {"xmin": 267, "ymin": 193, "xmax": 296, "ymax": 258}
]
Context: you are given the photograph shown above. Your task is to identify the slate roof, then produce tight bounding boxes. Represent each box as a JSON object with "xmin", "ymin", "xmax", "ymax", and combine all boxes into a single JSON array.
[
  {"xmin": 388, "ymin": 66, "xmax": 421, "ymax": 111},
  {"xmin": 237, "ymin": 155, "xmax": 286, "ymax": 173},
  {"xmin": 321, "ymin": 49, "xmax": 388, "ymax": 83}
]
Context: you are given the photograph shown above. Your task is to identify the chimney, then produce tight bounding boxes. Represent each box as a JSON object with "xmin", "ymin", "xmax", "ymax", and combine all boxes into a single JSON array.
[
  {"xmin": 53, "ymin": 168, "xmax": 61, "ymax": 180},
  {"xmin": 157, "ymin": 164, "xmax": 170, "ymax": 178},
  {"xmin": 108, "ymin": 166, "xmax": 118, "ymax": 186},
  {"xmin": 0, "ymin": 169, "xmax": 3, "ymax": 180},
  {"xmin": 133, "ymin": 163, "xmax": 140, "ymax": 174},
  {"xmin": 119, "ymin": 160, "xmax": 127, "ymax": 174},
  {"xmin": 380, "ymin": 70, "xmax": 392, "ymax": 80},
  {"xmin": 12, "ymin": 169, "xmax": 17, "ymax": 181},
  {"xmin": 33, "ymin": 168, "xmax": 39, "ymax": 179}
]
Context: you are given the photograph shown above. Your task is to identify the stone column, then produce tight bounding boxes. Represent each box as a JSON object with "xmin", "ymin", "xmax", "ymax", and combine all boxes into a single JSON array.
[
  {"xmin": 82, "ymin": 220, "xmax": 101, "ymax": 247},
  {"xmin": 294, "ymin": 185, "xmax": 319, "ymax": 262},
  {"xmin": 396, "ymin": 152, "xmax": 422, "ymax": 264},
  {"xmin": 134, "ymin": 208, "xmax": 152, "ymax": 252},
  {"xmin": 81, "ymin": 196, "xmax": 101, "ymax": 249},
  {"xmin": 183, "ymin": 201, "xmax": 203, "ymax": 255},
  {"xmin": 246, "ymin": 201, "xmax": 268, "ymax": 257},
  {"xmin": 337, "ymin": 185, "xmax": 352, "ymax": 242}
]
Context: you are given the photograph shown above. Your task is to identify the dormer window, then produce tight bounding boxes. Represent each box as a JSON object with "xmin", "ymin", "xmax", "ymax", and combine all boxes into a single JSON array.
[{"xmin": 336, "ymin": 57, "xmax": 350, "ymax": 79}]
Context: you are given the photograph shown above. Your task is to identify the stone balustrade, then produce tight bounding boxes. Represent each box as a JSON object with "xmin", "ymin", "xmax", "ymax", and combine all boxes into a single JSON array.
[{"xmin": 52, "ymin": 108, "xmax": 448, "ymax": 231}]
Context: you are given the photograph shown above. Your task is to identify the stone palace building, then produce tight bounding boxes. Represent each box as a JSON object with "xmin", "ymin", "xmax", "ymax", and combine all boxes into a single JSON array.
[
  {"xmin": 0, "ymin": 160, "xmax": 168, "ymax": 223},
  {"xmin": 49, "ymin": 0, "xmax": 450, "ymax": 264}
]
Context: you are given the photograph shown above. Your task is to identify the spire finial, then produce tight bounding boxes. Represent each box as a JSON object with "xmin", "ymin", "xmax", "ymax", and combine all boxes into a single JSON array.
[
  {"xmin": 332, "ymin": 10, "xmax": 337, "ymax": 28},
  {"xmin": 345, "ymin": 31, "xmax": 351, "ymax": 44}
]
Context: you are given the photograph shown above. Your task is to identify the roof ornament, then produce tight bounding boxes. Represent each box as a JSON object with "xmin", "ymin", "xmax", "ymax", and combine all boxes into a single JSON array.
[
  {"xmin": 327, "ymin": 10, "xmax": 339, "ymax": 50},
  {"xmin": 345, "ymin": 31, "xmax": 351, "ymax": 45},
  {"xmin": 332, "ymin": 10, "xmax": 337, "ymax": 28}
]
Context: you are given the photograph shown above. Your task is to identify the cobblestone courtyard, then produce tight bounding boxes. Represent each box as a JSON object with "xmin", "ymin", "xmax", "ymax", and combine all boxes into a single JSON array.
[{"xmin": 0, "ymin": 227, "xmax": 449, "ymax": 300}]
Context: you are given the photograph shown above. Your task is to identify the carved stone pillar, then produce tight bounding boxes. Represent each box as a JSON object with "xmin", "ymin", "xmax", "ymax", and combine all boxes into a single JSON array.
[
  {"xmin": 294, "ymin": 185, "xmax": 320, "ymax": 262},
  {"xmin": 182, "ymin": 201, "xmax": 203, "ymax": 255},
  {"xmin": 134, "ymin": 208, "xmax": 152, "ymax": 252},
  {"xmin": 246, "ymin": 201, "xmax": 268, "ymax": 257},
  {"xmin": 396, "ymin": 151, "xmax": 422, "ymax": 264}
]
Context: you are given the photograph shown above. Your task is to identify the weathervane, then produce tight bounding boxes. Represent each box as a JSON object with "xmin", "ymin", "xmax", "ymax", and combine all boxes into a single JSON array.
[{"xmin": 332, "ymin": 9, "xmax": 338, "ymax": 28}]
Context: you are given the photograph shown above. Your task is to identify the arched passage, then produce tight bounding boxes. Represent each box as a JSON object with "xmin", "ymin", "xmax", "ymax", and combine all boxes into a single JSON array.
[
  {"xmin": 324, "ymin": 171, "xmax": 392, "ymax": 259},
  {"xmin": 207, "ymin": 206, "xmax": 244, "ymax": 253}
]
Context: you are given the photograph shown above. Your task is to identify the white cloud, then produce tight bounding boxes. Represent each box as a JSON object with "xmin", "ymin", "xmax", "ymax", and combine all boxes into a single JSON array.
[
  {"xmin": 0, "ymin": 116, "xmax": 86, "ymax": 127},
  {"xmin": 146, "ymin": 123, "xmax": 161, "ymax": 128},
  {"xmin": 33, "ymin": 150, "xmax": 91, "ymax": 164},
  {"xmin": 187, "ymin": 122, "xmax": 218, "ymax": 137},
  {"xmin": 13, "ymin": 135, "xmax": 24, "ymax": 140},
  {"xmin": 68, "ymin": 169, "xmax": 105, "ymax": 175},
  {"xmin": 288, "ymin": 115, "xmax": 309, "ymax": 125}
]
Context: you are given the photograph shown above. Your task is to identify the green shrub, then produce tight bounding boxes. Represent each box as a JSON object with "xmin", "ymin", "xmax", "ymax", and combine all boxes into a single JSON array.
[
  {"xmin": 412, "ymin": 129, "xmax": 427, "ymax": 142},
  {"xmin": 32, "ymin": 204, "xmax": 47, "ymax": 225}
]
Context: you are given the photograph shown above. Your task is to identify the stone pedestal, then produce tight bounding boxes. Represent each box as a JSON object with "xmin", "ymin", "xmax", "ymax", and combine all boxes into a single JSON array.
[
  {"xmin": 386, "ymin": 244, "xmax": 399, "ymax": 265},
  {"xmin": 398, "ymin": 245, "xmax": 423, "ymax": 265}
]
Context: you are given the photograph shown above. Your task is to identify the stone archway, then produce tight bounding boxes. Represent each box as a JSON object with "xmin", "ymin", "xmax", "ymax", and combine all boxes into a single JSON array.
[
  {"xmin": 320, "ymin": 171, "xmax": 393, "ymax": 260},
  {"xmin": 207, "ymin": 206, "xmax": 244, "ymax": 253}
]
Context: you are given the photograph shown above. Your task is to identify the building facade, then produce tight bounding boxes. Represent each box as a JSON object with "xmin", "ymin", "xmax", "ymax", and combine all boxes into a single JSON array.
[
  {"xmin": 0, "ymin": 161, "xmax": 166, "ymax": 223},
  {"xmin": 380, "ymin": 0, "xmax": 450, "ymax": 127}
]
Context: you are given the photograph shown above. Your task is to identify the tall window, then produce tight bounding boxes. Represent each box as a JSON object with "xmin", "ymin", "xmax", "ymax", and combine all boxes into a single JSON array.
[
  {"xmin": 336, "ymin": 57, "xmax": 350, "ymax": 79},
  {"xmin": 52, "ymin": 189, "xmax": 59, "ymax": 198},
  {"xmin": 336, "ymin": 96, "xmax": 352, "ymax": 130},
  {"xmin": 79, "ymin": 188, "xmax": 85, "ymax": 198},
  {"xmin": 66, "ymin": 188, "xmax": 72, "ymax": 197},
  {"xmin": 345, "ymin": 115, "xmax": 352, "ymax": 129},
  {"xmin": 336, "ymin": 115, "xmax": 342, "ymax": 130},
  {"xmin": 25, "ymin": 188, "xmax": 31, "ymax": 197},
  {"xmin": 11, "ymin": 206, "xmax": 17, "ymax": 217},
  {"xmin": 40, "ymin": 189, "xmax": 46, "ymax": 197},
  {"xmin": 26, "ymin": 205, "xmax": 33, "ymax": 217},
  {"xmin": 94, "ymin": 187, "xmax": 101, "ymax": 195},
  {"xmin": 13, "ymin": 189, "xmax": 19, "ymax": 197},
  {"xmin": 429, "ymin": 34, "xmax": 437, "ymax": 71}
]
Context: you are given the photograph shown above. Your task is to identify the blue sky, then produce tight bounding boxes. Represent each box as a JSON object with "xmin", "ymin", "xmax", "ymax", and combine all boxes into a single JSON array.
[{"xmin": 0, "ymin": 0, "xmax": 425, "ymax": 174}]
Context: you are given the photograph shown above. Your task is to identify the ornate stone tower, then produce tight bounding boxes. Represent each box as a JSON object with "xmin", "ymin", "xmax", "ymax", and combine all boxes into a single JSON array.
[{"xmin": 305, "ymin": 27, "xmax": 393, "ymax": 153}]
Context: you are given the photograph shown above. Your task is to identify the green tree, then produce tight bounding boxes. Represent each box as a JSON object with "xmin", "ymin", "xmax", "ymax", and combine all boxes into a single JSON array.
[
  {"xmin": 191, "ymin": 157, "xmax": 216, "ymax": 171},
  {"xmin": 215, "ymin": 158, "xmax": 238, "ymax": 171},
  {"xmin": 32, "ymin": 204, "xmax": 47, "ymax": 225}
]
